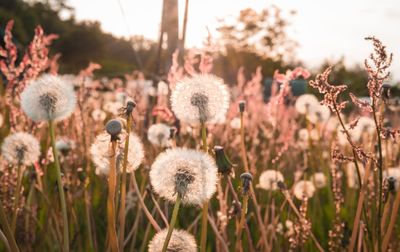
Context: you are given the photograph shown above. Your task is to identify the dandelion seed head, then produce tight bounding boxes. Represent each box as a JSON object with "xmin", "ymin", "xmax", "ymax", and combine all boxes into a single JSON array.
[
  {"xmin": 293, "ymin": 180, "xmax": 316, "ymax": 200},
  {"xmin": 171, "ymin": 74, "xmax": 230, "ymax": 125},
  {"xmin": 383, "ymin": 167, "xmax": 400, "ymax": 191},
  {"xmin": 148, "ymin": 229, "xmax": 197, "ymax": 252},
  {"xmin": 307, "ymin": 104, "xmax": 331, "ymax": 124},
  {"xmin": 311, "ymin": 172, "xmax": 327, "ymax": 188},
  {"xmin": 90, "ymin": 131, "xmax": 144, "ymax": 175},
  {"xmin": 295, "ymin": 94, "xmax": 319, "ymax": 114},
  {"xmin": 147, "ymin": 123, "xmax": 172, "ymax": 147},
  {"xmin": 230, "ymin": 117, "xmax": 241, "ymax": 129},
  {"xmin": 91, "ymin": 109, "xmax": 107, "ymax": 122},
  {"xmin": 258, "ymin": 170, "xmax": 284, "ymax": 191},
  {"xmin": 150, "ymin": 148, "xmax": 217, "ymax": 205},
  {"xmin": 56, "ymin": 138, "xmax": 75, "ymax": 155},
  {"xmin": 21, "ymin": 74, "xmax": 76, "ymax": 122},
  {"xmin": 1, "ymin": 132, "xmax": 40, "ymax": 166}
]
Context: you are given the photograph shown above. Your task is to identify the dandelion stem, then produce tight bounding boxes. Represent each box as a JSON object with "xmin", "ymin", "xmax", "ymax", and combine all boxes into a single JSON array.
[
  {"xmin": 11, "ymin": 164, "xmax": 23, "ymax": 234},
  {"xmin": 49, "ymin": 119, "xmax": 70, "ymax": 252},
  {"xmin": 372, "ymin": 101, "xmax": 383, "ymax": 252},
  {"xmin": 200, "ymin": 122, "xmax": 209, "ymax": 252},
  {"xmin": 118, "ymin": 114, "xmax": 132, "ymax": 250},
  {"xmin": 240, "ymin": 111, "xmax": 249, "ymax": 172},
  {"xmin": 0, "ymin": 199, "xmax": 20, "ymax": 252},
  {"xmin": 107, "ymin": 140, "xmax": 119, "ymax": 252},
  {"xmin": 161, "ymin": 195, "xmax": 181, "ymax": 252},
  {"xmin": 235, "ymin": 194, "xmax": 249, "ymax": 251}
]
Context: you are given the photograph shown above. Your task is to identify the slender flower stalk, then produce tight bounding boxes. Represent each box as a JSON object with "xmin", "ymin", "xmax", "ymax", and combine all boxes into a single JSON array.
[
  {"xmin": 0, "ymin": 200, "xmax": 20, "ymax": 252},
  {"xmin": 118, "ymin": 101, "xmax": 135, "ymax": 250},
  {"xmin": 11, "ymin": 164, "xmax": 23, "ymax": 234},
  {"xmin": 200, "ymin": 122, "xmax": 209, "ymax": 252},
  {"xmin": 235, "ymin": 173, "xmax": 252, "ymax": 251},
  {"xmin": 105, "ymin": 119, "xmax": 123, "ymax": 252},
  {"xmin": 49, "ymin": 120, "xmax": 70, "ymax": 252},
  {"xmin": 239, "ymin": 101, "xmax": 249, "ymax": 172},
  {"xmin": 161, "ymin": 196, "xmax": 182, "ymax": 252}
]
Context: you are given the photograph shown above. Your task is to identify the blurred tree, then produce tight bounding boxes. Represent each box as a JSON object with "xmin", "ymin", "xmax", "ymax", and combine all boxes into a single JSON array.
[{"xmin": 217, "ymin": 5, "xmax": 297, "ymax": 62}]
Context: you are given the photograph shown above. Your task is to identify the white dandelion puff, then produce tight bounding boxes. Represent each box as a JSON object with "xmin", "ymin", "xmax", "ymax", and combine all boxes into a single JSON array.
[
  {"xmin": 230, "ymin": 117, "xmax": 241, "ymax": 130},
  {"xmin": 150, "ymin": 148, "xmax": 218, "ymax": 205},
  {"xmin": 171, "ymin": 74, "xmax": 230, "ymax": 125},
  {"xmin": 56, "ymin": 138, "xmax": 76, "ymax": 155},
  {"xmin": 147, "ymin": 123, "xmax": 172, "ymax": 147},
  {"xmin": 383, "ymin": 167, "xmax": 400, "ymax": 191},
  {"xmin": 91, "ymin": 109, "xmax": 107, "ymax": 122},
  {"xmin": 293, "ymin": 180, "xmax": 316, "ymax": 200},
  {"xmin": 306, "ymin": 104, "xmax": 331, "ymax": 124},
  {"xmin": 311, "ymin": 172, "xmax": 327, "ymax": 188},
  {"xmin": 90, "ymin": 131, "xmax": 144, "ymax": 175},
  {"xmin": 1, "ymin": 132, "xmax": 40, "ymax": 166},
  {"xmin": 258, "ymin": 170, "xmax": 284, "ymax": 191},
  {"xmin": 295, "ymin": 94, "xmax": 319, "ymax": 114},
  {"xmin": 148, "ymin": 229, "xmax": 197, "ymax": 252},
  {"xmin": 21, "ymin": 74, "xmax": 76, "ymax": 122}
]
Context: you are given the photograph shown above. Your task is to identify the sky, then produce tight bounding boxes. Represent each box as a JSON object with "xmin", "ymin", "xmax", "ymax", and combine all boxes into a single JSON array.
[{"xmin": 66, "ymin": 0, "xmax": 400, "ymax": 81}]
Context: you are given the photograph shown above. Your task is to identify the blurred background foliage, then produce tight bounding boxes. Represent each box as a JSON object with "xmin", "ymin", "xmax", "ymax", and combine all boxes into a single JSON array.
[{"xmin": 1, "ymin": 0, "xmax": 397, "ymax": 97}]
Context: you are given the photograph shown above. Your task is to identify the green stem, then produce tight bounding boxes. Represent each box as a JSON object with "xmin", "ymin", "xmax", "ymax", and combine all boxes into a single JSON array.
[
  {"xmin": 240, "ymin": 112, "xmax": 249, "ymax": 172},
  {"xmin": 200, "ymin": 123, "xmax": 209, "ymax": 252},
  {"xmin": 235, "ymin": 194, "xmax": 249, "ymax": 251},
  {"xmin": 118, "ymin": 115, "xmax": 132, "ymax": 250},
  {"xmin": 11, "ymin": 164, "xmax": 23, "ymax": 234},
  {"xmin": 0, "ymin": 196, "xmax": 20, "ymax": 252},
  {"xmin": 49, "ymin": 120, "xmax": 69, "ymax": 252},
  {"xmin": 161, "ymin": 196, "xmax": 181, "ymax": 252}
]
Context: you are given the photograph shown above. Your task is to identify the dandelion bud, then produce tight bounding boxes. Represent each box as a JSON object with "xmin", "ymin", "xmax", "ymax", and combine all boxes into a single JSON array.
[
  {"xmin": 381, "ymin": 83, "xmax": 391, "ymax": 99},
  {"xmin": 239, "ymin": 100, "xmax": 246, "ymax": 113},
  {"xmin": 214, "ymin": 146, "xmax": 234, "ymax": 175},
  {"xmin": 126, "ymin": 100, "xmax": 136, "ymax": 113},
  {"xmin": 387, "ymin": 176, "xmax": 397, "ymax": 193},
  {"xmin": 105, "ymin": 119, "xmax": 122, "ymax": 140},
  {"xmin": 240, "ymin": 172, "xmax": 253, "ymax": 194}
]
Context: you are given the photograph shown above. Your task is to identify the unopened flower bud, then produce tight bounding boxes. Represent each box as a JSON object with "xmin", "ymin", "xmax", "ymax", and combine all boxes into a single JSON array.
[
  {"xmin": 239, "ymin": 100, "xmax": 246, "ymax": 113},
  {"xmin": 214, "ymin": 146, "xmax": 234, "ymax": 175},
  {"xmin": 126, "ymin": 100, "xmax": 136, "ymax": 114},
  {"xmin": 240, "ymin": 172, "xmax": 253, "ymax": 194},
  {"xmin": 277, "ymin": 181, "xmax": 287, "ymax": 190}
]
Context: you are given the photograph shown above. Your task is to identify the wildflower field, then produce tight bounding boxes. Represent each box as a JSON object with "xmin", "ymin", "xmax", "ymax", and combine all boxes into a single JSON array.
[{"xmin": 1, "ymin": 2, "xmax": 400, "ymax": 252}]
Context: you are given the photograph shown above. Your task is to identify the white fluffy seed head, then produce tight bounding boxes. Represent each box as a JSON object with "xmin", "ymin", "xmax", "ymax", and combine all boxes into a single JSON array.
[
  {"xmin": 258, "ymin": 170, "xmax": 284, "ymax": 191},
  {"xmin": 311, "ymin": 172, "xmax": 327, "ymax": 188},
  {"xmin": 21, "ymin": 74, "xmax": 76, "ymax": 122},
  {"xmin": 147, "ymin": 123, "xmax": 172, "ymax": 147},
  {"xmin": 1, "ymin": 132, "xmax": 40, "ymax": 166},
  {"xmin": 150, "ymin": 148, "xmax": 218, "ymax": 205},
  {"xmin": 293, "ymin": 180, "xmax": 316, "ymax": 200},
  {"xmin": 306, "ymin": 104, "xmax": 331, "ymax": 124},
  {"xmin": 90, "ymin": 131, "xmax": 144, "ymax": 175},
  {"xmin": 295, "ymin": 94, "xmax": 319, "ymax": 114},
  {"xmin": 171, "ymin": 74, "xmax": 230, "ymax": 125},
  {"xmin": 148, "ymin": 229, "xmax": 197, "ymax": 252}
]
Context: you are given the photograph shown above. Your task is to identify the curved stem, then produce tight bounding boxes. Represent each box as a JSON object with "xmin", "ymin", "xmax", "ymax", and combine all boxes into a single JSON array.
[
  {"xmin": 200, "ymin": 123, "xmax": 209, "ymax": 252},
  {"xmin": 131, "ymin": 173, "xmax": 161, "ymax": 231},
  {"xmin": 118, "ymin": 115, "xmax": 132, "ymax": 250},
  {"xmin": 161, "ymin": 196, "xmax": 181, "ymax": 252},
  {"xmin": 11, "ymin": 164, "xmax": 23, "ymax": 234},
  {"xmin": 0, "ymin": 199, "xmax": 20, "ymax": 252},
  {"xmin": 49, "ymin": 120, "xmax": 69, "ymax": 252}
]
